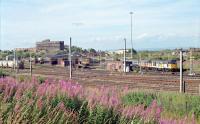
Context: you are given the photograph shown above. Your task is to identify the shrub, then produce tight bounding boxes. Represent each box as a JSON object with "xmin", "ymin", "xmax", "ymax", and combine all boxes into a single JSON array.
[
  {"xmin": 38, "ymin": 76, "xmax": 45, "ymax": 84},
  {"xmin": 0, "ymin": 69, "xmax": 7, "ymax": 78}
]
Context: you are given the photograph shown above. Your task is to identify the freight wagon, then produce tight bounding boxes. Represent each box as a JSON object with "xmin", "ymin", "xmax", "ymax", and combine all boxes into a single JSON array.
[{"xmin": 0, "ymin": 60, "xmax": 24, "ymax": 69}]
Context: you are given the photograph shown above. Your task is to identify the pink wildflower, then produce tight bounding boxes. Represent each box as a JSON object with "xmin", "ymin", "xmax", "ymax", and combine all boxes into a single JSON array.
[
  {"xmin": 36, "ymin": 97, "xmax": 43, "ymax": 110},
  {"xmin": 58, "ymin": 102, "xmax": 65, "ymax": 111}
]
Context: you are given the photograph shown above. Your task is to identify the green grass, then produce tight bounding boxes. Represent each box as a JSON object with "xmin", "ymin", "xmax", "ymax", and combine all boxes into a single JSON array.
[
  {"xmin": 122, "ymin": 92, "xmax": 156, "ymax": 107},
  {"xmin": 0, "ymin": 69, "xmax": 8, "ymax": 77},
  {"xmin": 122, "ymin": 91, "xmax": 200, "ymax": 119}
]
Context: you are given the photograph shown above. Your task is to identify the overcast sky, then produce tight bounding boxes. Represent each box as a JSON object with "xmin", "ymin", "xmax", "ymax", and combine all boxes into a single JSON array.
[{"xmin": 0, "ymin": 0, "xmax": 200, "ymax": 50}]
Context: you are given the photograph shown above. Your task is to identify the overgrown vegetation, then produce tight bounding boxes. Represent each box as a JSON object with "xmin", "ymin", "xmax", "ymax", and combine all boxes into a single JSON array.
[
  {"xmin": 122, "ymin": 91, "xmax": 200, "ymax": 121},
  {"xmin": 0, "ymin": 77, "xmax": 198, "ymax": 124},
  {"xmin": 122, "ymin": 92, "xmax": 156, "ymax": 107},
  {"xmin": 0, "ymin": 69, "xmax": 8, "ymax": 77}
]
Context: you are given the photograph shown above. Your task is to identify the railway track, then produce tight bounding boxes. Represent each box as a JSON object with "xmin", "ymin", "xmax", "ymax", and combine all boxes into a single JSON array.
[
  {"xmin": 30, "ymin": 70, "xmax": 198, "ymax": 83},
  {"xmin": 5, "ymin": 64, "xmax": 200, "ymax": 95}
]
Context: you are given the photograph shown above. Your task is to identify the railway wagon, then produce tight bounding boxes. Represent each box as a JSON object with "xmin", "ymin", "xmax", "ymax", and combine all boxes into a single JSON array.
[
  {"xmin": 77, "ymin": 58, "xmax": 92, "ymax": 68},
  {"xmin": 0, "ymin": 60, "xmax": 24, "ymax": 69},
  {"xmin": 0, "ymin": 61, "xmax": 15, "ymax": 68},
  {"xmin": 139, "ymin": 60, "xmax": 178, "ymax": 72}
]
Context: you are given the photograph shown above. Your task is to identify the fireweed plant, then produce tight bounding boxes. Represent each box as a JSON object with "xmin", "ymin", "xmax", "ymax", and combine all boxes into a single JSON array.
[{"xmin": 0, "ymin": 77, "xmax": 197, "ymax": 124}]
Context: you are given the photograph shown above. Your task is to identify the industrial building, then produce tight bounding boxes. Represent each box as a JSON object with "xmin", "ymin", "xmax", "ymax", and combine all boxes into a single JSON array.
[
  {"xmin": 36, "ymin": 39, "xmax": 64, "ymax": 52},
  {"xmin": 189, "ymin": 48, "xmax": 200, "ymax": 52},
  {"xmin": 106, "ymin": 61, "xmax": 133, "ymax": 72},
  {"xmin": 15, "ymin": 48, "xmax": 36, "ymax": 52}
]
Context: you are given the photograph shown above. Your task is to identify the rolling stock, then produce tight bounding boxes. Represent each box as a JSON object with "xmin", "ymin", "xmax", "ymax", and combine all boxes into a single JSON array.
[
  {"xmin": 132, "ymin": 60, "xmax": 178, "ymax": 72},
  {"xmin": 78, "ymin": 58, "xmax": 91, "ymax": 68},
  {"xmin": 0, "ymin": 60, "xmax": 24, "ymax": 69}
]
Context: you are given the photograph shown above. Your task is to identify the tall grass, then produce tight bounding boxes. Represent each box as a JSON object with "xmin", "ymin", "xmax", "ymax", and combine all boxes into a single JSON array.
[
  {"xmin": 122, "ymin": 91, "xmax": 200, "ymax": 123},
  {"xmin": 0, "ymin": 77, "xmax": 197, "ymax": 124}
]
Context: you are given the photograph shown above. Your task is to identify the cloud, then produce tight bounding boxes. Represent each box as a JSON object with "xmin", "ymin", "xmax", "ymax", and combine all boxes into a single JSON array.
[
  {"xmin": 1, "ymin": 0, "xmax": 200, "ymax": 50},
  {"xmin": 136, "ymin": 33, "xmax": 149, "ymax": 39}
]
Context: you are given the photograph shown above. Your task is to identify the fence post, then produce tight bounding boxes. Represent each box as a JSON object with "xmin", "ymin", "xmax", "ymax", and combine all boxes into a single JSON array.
[{"xmin": 183, "ymin": 81, "xmax": 186, "ymax": 93}]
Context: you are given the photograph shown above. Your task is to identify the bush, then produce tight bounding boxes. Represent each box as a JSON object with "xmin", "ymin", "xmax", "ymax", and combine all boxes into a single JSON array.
[
  {"xmin": 18, "ymin": 75, "xmax": 26, "ymax": 82},
  {"xmin": 0, "ymin": 69, "xmax": 8, "ymax": 78},
  {"xmin": 38, "ymin": 76, "xmax": 45, "ymax": 84}
]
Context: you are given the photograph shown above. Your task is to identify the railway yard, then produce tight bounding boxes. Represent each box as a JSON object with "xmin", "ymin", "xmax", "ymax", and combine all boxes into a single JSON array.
[
  {"xmin": 4, "ymin": 63, "xmax": 200, "ymax": 95},
  {"xmin": 1, "ymin": 48, "xmax": 200, "ymax": 95},
  {"xmin": 1, "ymin": 2, "xmax": 200, "ymax": 123}
]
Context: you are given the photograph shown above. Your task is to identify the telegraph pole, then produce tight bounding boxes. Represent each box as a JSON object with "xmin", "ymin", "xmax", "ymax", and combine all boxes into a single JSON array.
[
  {"xmin": 139, "ymin": 53, "xmax": 142, "ymax": 74},
  {"xmin": 130, "ymin": 12, "xmax": 133, "ymax": 59},
  {"xmin": 30, "ymin": 52, "xmax": 32, "ymax": 76},
  {"xmin": 124, "ymin": 38, "xmax": 127, "ymax": 73},
  {"xmin": 189, "ymin": 49, "xmax": 193, "ymax": 75},
  {"xmin": 69, "ymin": 37, "xmax": 72, "ymax": 79},
  {"xmin": 99, "ymin": 50, "xmax": 101, "ymax": 65},
  {"xmin": 13, "ymin": 49, "xmax": 16, "ymax": 71},
  {"xmin": 16, "ymin": 50, "xmax": 19, "ymax": 73},
  {"xmin": 180, "ymin": 49, "xmax": 183, "ymax": 93}
]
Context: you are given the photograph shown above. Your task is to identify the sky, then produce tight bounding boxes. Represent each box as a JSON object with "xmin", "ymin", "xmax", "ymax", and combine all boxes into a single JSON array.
[{"xmin": 0, "ymin": 0, "xmax": 200, "ymax": 50}]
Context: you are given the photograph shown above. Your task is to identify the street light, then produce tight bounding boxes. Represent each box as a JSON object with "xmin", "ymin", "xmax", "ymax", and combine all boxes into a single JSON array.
[{"xmin": 130, "ymin": 12, "xmax": 133, "ymax": 59}]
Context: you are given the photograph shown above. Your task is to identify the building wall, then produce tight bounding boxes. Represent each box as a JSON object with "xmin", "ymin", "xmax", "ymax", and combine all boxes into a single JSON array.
[
  {"xmin": 114, "ymin": 49, "xmax": 129, "ymax": 54},
  {"xmin": 106, "ymin": 61, "xmax": 123, "ymax": 72},
  {"xmin": 36, "ymin": 39, "xmax": 64, "ymax": 52},
  {"xmin": 15, "ymin": 48, "xmax": 36, "ymax": 52},
  {"xmin": 190, "ymin": 48, "xmax": 200, "ymax": 52}
]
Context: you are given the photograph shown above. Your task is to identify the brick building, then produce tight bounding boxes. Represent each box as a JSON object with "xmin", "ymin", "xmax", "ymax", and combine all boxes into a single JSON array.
[
  {"xmin": 189, "ymin": 48, "xmax": 200, "ymax": 52},
  {"xmin": 36, "ymin": 39, "xmax": 64, "ymax": 52},
  {"xmin": 15, "ymin": 48, "xmax": 36, "ymax": 52}
]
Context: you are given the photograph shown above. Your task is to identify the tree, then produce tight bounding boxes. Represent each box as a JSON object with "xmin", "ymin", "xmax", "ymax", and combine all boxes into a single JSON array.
[
  {"xmin": 88, "ymin": 48, "xmax": 96, "ymax": 53},
  {"xmin": 72, "ymin": 46, "xmax": 83, "ymax": 53},
  {"xmin": 65, "ymin": 46, "xmax": 83, "ymax": 53},
  {"xmin": 128, "ymin": 48, "xmax": 137, "ymax": 54}
]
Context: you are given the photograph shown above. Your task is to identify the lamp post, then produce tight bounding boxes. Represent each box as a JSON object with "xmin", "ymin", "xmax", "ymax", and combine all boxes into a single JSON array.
[{"xmin": 130, "ymin": 12, "xmax": 133, "ymax": 59}]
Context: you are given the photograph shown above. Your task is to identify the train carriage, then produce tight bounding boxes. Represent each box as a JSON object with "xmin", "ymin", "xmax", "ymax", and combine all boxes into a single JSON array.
[
  {"xmin": 2, "ymin": 61, "xmax": 8, "ymax": 67},
  {"xmin": 0, "ymin": 60, "xmax": 24, "ymax": 69},
  {"xmin": 78, "ymin": 57, "xmax": 92, "ymax": 68},
  {"xmin": 7, "ymin": 61, "xmax": 16, "ymax": 68},
  {"xmin": 163, "ymin": 61, "xmax": 168, "ymax": 71},
  {"xmin": 151, "ymin": 61, "xmax": 157, "ymax": 70},
  {"xmin": 166, "ymin": 60, "xmax": 178, "ymax": 72},
  {"xmin": 136, "ymin": 59, "xmax": 178, "ymax": 72}
]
